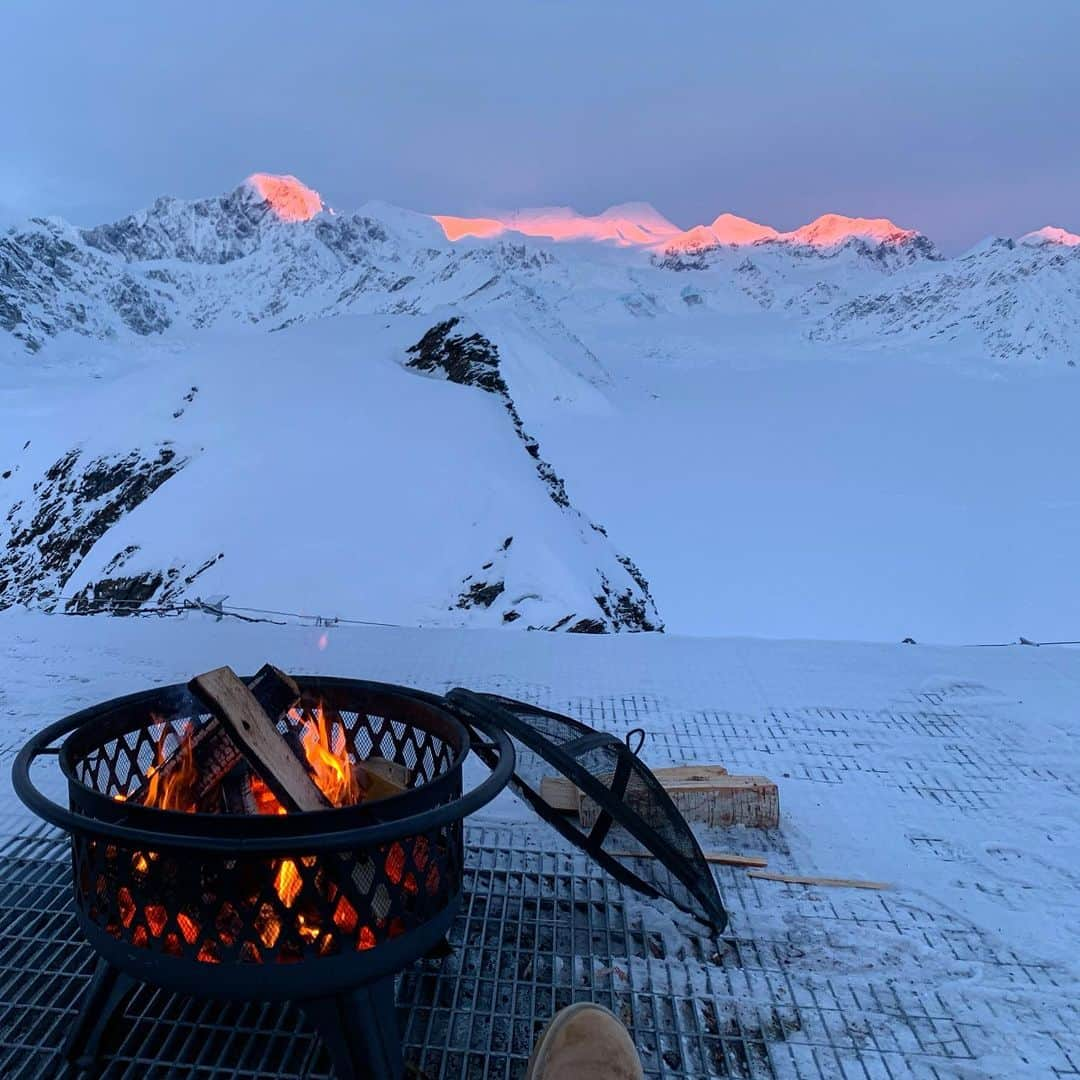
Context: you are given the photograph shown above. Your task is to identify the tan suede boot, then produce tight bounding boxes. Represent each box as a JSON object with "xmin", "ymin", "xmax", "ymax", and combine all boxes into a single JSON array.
[{"xmin": 525, "ymin": 1002, "xmax": 644, "ymax": 1079}]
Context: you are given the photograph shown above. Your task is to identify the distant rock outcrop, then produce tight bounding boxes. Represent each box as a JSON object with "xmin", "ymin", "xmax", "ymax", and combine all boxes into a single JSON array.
[{"xmin": 406, "ymin": 318, "xmax": 661, "ymax": 633}]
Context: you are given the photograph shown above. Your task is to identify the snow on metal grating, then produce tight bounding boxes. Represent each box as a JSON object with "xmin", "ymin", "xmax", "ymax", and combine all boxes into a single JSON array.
[{"xmin": 0, "ymin": 825, "xmax": 771, "ymax": 1079}]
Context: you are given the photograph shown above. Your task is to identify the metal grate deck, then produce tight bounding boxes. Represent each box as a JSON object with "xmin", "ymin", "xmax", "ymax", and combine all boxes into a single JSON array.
[
  {"xmin": 0, "ymin": 823, "xmax": 770, "ymax": 1080},
  {"xmin": 2, "ymin": 687, "xmax": 1076, "ymax": 1078}
]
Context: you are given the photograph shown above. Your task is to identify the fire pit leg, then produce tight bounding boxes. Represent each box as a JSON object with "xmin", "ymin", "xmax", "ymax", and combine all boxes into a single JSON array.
[
  {"xmin": 61, "ymin": 958, "xmax": 137, "ymax": 1071},
  {"xmin": 302, "ymin": 980, "xmax": 402, "ymax": 1080}
]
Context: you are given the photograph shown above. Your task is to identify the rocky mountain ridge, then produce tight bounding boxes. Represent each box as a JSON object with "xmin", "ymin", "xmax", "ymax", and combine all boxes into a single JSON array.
[
  {"xmin": 0, "ymin": 175, "xmax": 1076, "ymax": 630},
  {"xmin": 4, "ymin": 175, "xmax": 1076, "ymax": 366}
]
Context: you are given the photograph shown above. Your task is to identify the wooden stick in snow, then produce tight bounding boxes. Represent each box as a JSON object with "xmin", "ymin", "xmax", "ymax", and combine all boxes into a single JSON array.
[
  {"xmin": 747, "ymin": 870, "xmax": 892, "ymax": 891},
  {"xmin": 609, "ymin": 849, "xmax": 768, "ymax": 868}
]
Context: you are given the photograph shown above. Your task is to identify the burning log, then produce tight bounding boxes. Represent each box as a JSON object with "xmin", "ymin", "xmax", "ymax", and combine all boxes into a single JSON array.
[
  {"xmin": 189, "ymin": 667, "xmax": 415, "ymax": 926},
  {"xmin": 360, "ymin": 757, "xmax": 411, "ymax": 802},
  {"xmin": 189, "ymin": 666, "xmax": 332, "ymax": 812},
  {"xmin": 134, "ymin": 664, "xmax": 300, "ymax": 809},
  {"xmin": 220, "ymin": 764, "xmax": 259, "ymax": 815}
]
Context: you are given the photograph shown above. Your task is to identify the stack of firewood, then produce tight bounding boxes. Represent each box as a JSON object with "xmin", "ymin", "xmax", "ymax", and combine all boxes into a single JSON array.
[{"xmin": 137, "ymin": 665, "xmax": 408, "ymax": 815}]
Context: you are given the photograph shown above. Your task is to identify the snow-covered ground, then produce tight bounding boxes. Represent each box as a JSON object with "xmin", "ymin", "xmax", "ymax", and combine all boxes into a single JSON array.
[{"xmin": 1, "ymin": 610, "xmax": 1076, "ymax": 1076}]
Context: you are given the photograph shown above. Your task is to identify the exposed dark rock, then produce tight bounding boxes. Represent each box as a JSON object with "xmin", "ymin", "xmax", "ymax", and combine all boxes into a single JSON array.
[
  {"xmin": 66, "ymin": 550, "xmax": 223, "ymax": 615},
  {"xmin": 404, "ymin": 322, "xmax": 662, "ymax": 634},
  {"xmin": 502, "ymin": 610, "xmax": 521, "ymax": 623},
  {"xmin": 457, "ymin": 579, "xmax": 505, "ymax": 609},
  {"xmin": 568, "ymin": 618, "xmax": 606, "ymax": 634},
  {"xmin": 103, "ymin": 544, "xmax": 140, "ymax": 573},
  {"xmin": 66, "ymin": 571, "xmax": 169, "ymax": 614},
  {"xmin": 0, "ymin": 445, "xmax": 189, "ymax": 609},
  {"xmin": 405, "ymin": 318, "xmax": 508, "ymax": 394},
  {"xmin": 109, "ymin": 274, "xmax": 171, "ymax": 336}
]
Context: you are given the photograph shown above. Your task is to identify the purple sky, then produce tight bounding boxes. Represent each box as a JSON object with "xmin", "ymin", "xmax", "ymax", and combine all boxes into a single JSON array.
[{"xmin": 4, "ymin": 1, "xmax": 1077, "ymax": 251}]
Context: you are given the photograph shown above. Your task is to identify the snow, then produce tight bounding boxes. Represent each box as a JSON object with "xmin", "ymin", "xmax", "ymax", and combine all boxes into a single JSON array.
[
  {"xmin": 0, "ymin": 316, "xmax": 650, "ymax": 631},
  {"xmin": 2, "ymin": 177, "xmax": 1080, "ymax": 644},
  {"xmin": 434, "ymin": 202, "xmax": 681, "ymax": 246},
  {"xmin": 2, "ymin": 176, "xmax": 1079, "ymax": 1074},
  {"xmin": 0, "ymin": 610, "xmax": 1076, "ymax": 1075},
  {"xmin": 663, "ymin": 212, "xmax": 916, "ymax": 252},
  {"xmin": 783, "ymin": 212, "xmax": 917, "ymax": 247},
  {"xmin": 244, "ymin": 173, "xmax": 324, "ymax": 222},
  {"xmin": 1021, "ymin": 224, "xmax": 1080, "ymax": 247}
]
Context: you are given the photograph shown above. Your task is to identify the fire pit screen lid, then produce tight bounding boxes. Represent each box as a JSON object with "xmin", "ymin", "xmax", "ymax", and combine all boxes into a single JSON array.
[{"xmin": 445, "ymin": 689, "xmax": 728, "ymax": 933}]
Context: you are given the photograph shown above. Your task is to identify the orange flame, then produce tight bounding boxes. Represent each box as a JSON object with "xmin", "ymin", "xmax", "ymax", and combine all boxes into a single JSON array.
[
  {"xmin": 113, "ymin": 701, "xmax": 422, "ymax": 960},
  {"xmin": 142, "ymin": 721, "xmax": 199, "ymax": 813},
  {"xmin": 296, "ymin": 703, "xmax": 361, "ymax": 808}
]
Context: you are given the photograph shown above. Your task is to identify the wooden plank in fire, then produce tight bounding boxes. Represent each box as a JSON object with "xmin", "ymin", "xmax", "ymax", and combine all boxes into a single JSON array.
[
  {"xmin": 135, "ymin": 664, "xmax": 300, "ymax": 807},
  {"xmin": 189, "ymin": 666, "xmax": 332, "ymax": 812}
]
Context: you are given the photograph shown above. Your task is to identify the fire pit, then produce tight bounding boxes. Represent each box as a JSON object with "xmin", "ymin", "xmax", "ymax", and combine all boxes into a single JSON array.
[{"xmin": 13, "ymin": 675, "xmax": 514, "ymax": 1080}]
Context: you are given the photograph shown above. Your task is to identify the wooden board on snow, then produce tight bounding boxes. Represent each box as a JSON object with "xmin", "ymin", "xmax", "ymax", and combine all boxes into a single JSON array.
[
  {"xmin": 542, "ymin": 763, "xmax": 778, "ymax": 830},
  {"xmin": 540, "ymin": 764, "xmax": 731, "ymax": 813}
]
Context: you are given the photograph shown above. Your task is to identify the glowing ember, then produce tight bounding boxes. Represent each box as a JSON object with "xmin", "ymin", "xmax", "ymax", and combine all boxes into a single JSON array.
[
  {"xmin": 145, "ymin": 904, "xmax": 167, "ymax": 937},
  {"xmin": 117, "ymin": 886, "xmax": 135, "ymax": 928},
  {"xmin": 197, "ymin": 941, "xmax": 221, "ymax": 965},
  {"xmin": 384, "ymin": 842, "xmax": 405, "ymax": 885},
  {"xmin": 333, "ymin": 896, "xmax": 359, "ymax": 933},
  {"xmin": 177, "ymin": 912, "xmax": 200, "ymax": 945},
  {"xmin": 250, "ymin": 773, "xmax": 287, "ymax": 815},
  {"xmin": 274, "ymin": 858, "xmax": 304, "ymax": 908},
  {"xmin": 256, "ymin": 903, "xmax": 282, "ymax": 948},
  {"xmin": 108, "ymin": 700, "xmax": 443, "ymax": 963},
  {"xmin": 245, "ymin": 173, "xmax": 324, "ymax": 222}
]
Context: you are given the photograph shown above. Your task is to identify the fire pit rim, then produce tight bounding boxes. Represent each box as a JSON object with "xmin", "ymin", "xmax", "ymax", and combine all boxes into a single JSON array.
[{"xmin": 13, "ymin": 676, "xmax": 515, "ymax": 854}]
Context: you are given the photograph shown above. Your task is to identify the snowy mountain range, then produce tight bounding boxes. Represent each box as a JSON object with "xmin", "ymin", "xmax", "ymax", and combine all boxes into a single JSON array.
[{"xmin": 0, "ymin": 174, "xmax": 1077, "ymax": 639}]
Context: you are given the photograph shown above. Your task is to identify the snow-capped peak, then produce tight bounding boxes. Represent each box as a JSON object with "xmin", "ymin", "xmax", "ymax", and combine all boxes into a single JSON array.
[
  {"xmin": 244, "ymin": 173, "xmax": 325, "ymax": 221},
  {"xmin": 784, "ymin": 213, "xmax": 917, "ymax": 247},
  {"xmin": 1020, "ymin": 225, "xmax": 1080, "ymax": 247},
  {"xmin": 433, "ymin": 203, "xmax": 679, "ymax": 246},
  {"xmin": 666, "ymin": 213, "xmax": 779, "ymax": 250}
]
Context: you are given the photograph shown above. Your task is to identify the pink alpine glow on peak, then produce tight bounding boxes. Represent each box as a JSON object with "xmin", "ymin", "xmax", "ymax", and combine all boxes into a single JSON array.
[
  {"xmin": 433, "ymin": 203, "xmax": 680, "ymax": 246},
  {"xmin": 245, "ymin": 174, "xmax": 324, "ymax": 222},
  {"xmin": 666, "ymin": 213, "xmax": 779, "ymax": 250},
  {"xmin": 785, "ymin": 213, "xmax": 917, "ymax": 247},
  {"xmin": 1020, "ymin": 225, "xmax": 1080, "ymax": 247},
  {"xmin": 435, "ymin": 204, "xmax": 922, "ymax": 251},
  {"xmin": 433, "ymin": 215, "xmax": 508, "ymax": 241}
]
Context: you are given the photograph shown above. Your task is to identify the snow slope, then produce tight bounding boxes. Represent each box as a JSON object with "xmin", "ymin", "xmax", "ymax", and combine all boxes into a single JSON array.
[{"xmin": 1, "ymin": 175, "xmax": 1078, "ymax": 641}]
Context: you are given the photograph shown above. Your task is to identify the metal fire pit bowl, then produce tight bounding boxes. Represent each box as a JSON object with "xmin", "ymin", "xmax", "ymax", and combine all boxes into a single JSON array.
[{"xmin": 13, "ymin": 676, "xmax": 515, "ymax": 1079}]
